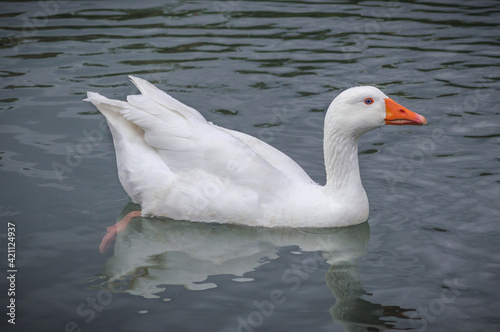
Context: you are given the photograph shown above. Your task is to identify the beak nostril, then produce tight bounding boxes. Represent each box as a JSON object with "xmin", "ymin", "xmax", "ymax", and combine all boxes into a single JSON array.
[{"xmin": 400, "ymin": 109, "xmax": 406, "ymax": 114}]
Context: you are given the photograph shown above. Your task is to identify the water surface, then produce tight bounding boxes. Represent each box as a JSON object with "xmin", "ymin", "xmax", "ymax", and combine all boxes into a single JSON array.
[{"xmin": 1, "ymin": 1, "xmax": 499, "ymax": 331}]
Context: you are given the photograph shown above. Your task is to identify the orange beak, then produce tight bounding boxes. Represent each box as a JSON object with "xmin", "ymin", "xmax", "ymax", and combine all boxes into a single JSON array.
[{"xmin": 384, "ymin": 98, "xmax": 427, "ymax": 126}]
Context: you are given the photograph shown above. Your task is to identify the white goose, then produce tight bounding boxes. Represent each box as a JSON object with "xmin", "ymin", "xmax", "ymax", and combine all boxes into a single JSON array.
[{"xmin": 85, "ymin": 76, "xmax": 426, "ymax": 232}]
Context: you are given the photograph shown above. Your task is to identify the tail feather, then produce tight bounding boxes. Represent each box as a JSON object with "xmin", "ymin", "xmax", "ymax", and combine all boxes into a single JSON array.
[
  {"xmin": 83, "ymin": 91, "xmax": 169, "ymax": 203},
  {"xmin": 84, "ymin": 92, "xmax": 143, "ymax": 145},
  {"xmin": 128, "ymin": 76, "xmax": 206, "ymax": 123},
  {"xmin": 84, "ymin": 92, "xmax": 129, "ymax": 117}
]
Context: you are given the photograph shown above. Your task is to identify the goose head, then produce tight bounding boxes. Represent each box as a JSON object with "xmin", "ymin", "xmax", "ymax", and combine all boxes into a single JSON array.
[{"xmin": 325, "ymin": 86, "xmax": 427, "ymax": 139}]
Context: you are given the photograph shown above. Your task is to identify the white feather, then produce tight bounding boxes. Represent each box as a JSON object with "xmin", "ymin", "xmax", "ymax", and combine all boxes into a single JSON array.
[{"xmin": 85, "ymin": 77, "xmax": 403, "ymax": 227}]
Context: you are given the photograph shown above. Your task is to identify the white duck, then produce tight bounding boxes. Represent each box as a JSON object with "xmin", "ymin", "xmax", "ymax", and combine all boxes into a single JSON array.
[{"xmin": 85, "ymin": 76, "xmax": 426, "ymax": 232}]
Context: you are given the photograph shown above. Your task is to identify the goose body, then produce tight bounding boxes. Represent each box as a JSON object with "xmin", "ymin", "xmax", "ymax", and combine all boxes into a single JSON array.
[{"xmin": 85, "ymin": 77, "xmax": 426, "ymax": 228}]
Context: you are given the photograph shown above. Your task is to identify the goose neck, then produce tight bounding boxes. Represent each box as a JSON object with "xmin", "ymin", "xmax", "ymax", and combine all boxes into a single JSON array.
[{"xmin": 323, "ymin": 132, "xmax": 363, "ymax": 194}]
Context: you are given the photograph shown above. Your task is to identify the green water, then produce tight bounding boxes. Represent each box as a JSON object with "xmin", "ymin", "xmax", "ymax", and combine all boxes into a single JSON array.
[{"xmin": 1, "ymin": 1, "xmax": 499, "ymax": 331}]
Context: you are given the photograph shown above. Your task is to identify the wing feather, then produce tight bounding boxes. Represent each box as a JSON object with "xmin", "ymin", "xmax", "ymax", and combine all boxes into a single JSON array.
[{"xmin": 86, "ymin": 77, "xmax": 314, "ymax": 220}]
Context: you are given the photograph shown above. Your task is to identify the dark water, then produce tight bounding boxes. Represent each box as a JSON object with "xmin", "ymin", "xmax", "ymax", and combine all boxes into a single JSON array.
[{"xmin": 1, "ymin": 1, "xmax": 499, "ymax": 331}]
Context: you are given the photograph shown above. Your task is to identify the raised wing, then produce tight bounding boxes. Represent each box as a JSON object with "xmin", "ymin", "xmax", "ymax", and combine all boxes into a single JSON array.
[{"xmin": 121, "ymin": 76, "xmax": 300, "ymax": 194}]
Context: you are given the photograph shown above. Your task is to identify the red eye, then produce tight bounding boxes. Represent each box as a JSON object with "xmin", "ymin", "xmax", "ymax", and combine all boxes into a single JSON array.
[{"xmin": 364, "ymin": 98, "xmax": 374, "ymax": 105}]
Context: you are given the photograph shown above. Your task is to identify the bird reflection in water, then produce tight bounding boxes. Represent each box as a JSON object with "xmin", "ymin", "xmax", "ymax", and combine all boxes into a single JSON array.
[{"xmin": 94, "ymin": 203, "xmax": 417, "ymax": 331}]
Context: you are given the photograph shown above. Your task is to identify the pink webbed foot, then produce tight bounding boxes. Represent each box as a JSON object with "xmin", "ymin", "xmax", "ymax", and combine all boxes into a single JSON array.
[{"xmin": 99, "ymin": 211, "xmax": 142, "ymax": 253}]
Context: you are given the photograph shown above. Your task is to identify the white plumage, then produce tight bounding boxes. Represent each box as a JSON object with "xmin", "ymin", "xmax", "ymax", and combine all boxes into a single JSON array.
[{"xmin": 85, "ymin": 76, "xmax": 426, "ymax": 227}]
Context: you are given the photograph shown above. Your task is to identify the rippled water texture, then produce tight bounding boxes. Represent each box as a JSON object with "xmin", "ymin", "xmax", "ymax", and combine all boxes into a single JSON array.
[{"xmin": 1, "ymin": 1, "xmax": 499, "ymax": 331}]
